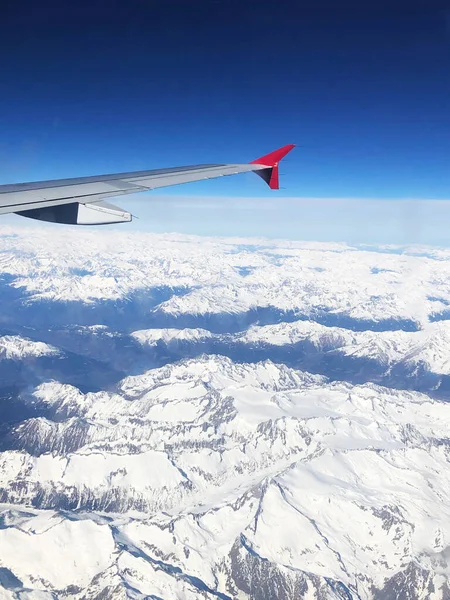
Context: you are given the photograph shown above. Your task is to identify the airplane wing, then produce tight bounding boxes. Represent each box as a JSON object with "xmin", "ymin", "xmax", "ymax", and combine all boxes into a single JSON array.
[{"xmin": 0, "ymin": 144, "xmax": 295, "ymax": 225}]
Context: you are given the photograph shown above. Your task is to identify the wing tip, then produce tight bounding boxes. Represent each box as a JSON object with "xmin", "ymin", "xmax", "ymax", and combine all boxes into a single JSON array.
[
  {"xmin": 250, "ymin": 144, "xmax": 296, "ymax": 167},
  {"xmin": 250, "ymin": 144, "xmax": 295, "ymax": 190}
]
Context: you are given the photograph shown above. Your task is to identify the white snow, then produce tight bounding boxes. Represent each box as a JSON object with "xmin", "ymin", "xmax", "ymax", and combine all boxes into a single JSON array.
[
  {"xmin": 131, "ymin": 327, "xmax": 213, "ymax": 346},
  {"xmin": 0, "ymin": 336, "xmax": 59, "ymax": 360},
  {"xmin": 1, "ymin": 228, "xmax": 450, "ymax": 598},
  {"xmin": 239, "ymin": 319, "xmax": 450, "ymax": 376},
  {"xmin": 0, "ymin": 518, "xmax": 114, "ymax": 590},
  {"xmin": 0, "ymin": 354, "xmax": 449, "ymax": 595},
  {"xmin": 0, "ymin": 226, "xmax": 450, "ymax": 327}
]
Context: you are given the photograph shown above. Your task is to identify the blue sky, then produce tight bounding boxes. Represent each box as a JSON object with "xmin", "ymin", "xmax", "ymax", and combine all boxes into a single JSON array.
[{"xmin": 1, "ymin": 1, "xmax": 449, "ymax": 244}]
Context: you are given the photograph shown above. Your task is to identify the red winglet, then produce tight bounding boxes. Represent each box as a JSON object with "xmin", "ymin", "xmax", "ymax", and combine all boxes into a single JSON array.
[
  {"xmin": 250, "ymin": 144, "xmax": 295, "ymax": 190},
  {"xmin": 250, "ymin": 144, "xmax": 296, "ymax": 167}
]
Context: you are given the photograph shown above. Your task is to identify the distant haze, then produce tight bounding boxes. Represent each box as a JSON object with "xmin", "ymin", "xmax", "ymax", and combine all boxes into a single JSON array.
[{"xmin": 3, "ymin": 193, "xmax": 450, "ymax": 246}]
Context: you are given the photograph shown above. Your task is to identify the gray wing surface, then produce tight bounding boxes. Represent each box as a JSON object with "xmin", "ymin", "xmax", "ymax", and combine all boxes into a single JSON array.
[
  {"xmin": 0, "ymin": 144, "xmax": 294, "ymax": 225},
  {"xmin": 0, "ymin": 163, "xmax": 265, "ymax": 215}
]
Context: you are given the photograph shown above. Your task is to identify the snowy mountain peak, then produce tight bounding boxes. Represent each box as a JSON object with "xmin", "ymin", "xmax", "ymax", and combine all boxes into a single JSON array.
[{"xmin": 1, "ymin": 229, "xmax": 450, "ymax": 598}]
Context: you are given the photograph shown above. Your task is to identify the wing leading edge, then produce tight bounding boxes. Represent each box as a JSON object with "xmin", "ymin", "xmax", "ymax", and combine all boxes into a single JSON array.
[{"xmin": 0, "ymin": 144, "xmax": 295, "ymax": 225}]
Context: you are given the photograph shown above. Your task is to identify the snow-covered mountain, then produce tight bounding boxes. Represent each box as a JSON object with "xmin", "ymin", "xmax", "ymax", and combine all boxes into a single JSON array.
[
  {"xmin": 131, "ymin": 327, "xmax": 214, "ymax": 347},
  {"xmin": 1, "ymin": 227, "xmax": 450, "ymax": 598},
  {"xmin": 1, "ymin": 226, "xmax": 450, "ymax": 328},
  {"xmin": 127, "ymin": 320, "xmax": 450, "ymax": 396},
  {"xmin": 0, "ymin": 336, "xmax": 59, "ymax": 361},
  {"xmin": 236, "ymin": 319, "xmax": 450, "ymax": 376},
  {"xmin": 1, "ymin": 356, "xmax": 450, "ymax": 599}
]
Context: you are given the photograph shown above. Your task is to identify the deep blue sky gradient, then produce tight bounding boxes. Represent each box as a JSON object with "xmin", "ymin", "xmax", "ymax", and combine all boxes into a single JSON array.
[{"xmin": 1, "ymin": 1, "xmax": 450, "ymax": 242}]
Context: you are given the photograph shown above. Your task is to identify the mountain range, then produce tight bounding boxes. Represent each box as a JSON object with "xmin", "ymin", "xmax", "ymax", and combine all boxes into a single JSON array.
[{"xmin": 0, "ymin": 226, "xmax": 449, "ymax": 599}]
